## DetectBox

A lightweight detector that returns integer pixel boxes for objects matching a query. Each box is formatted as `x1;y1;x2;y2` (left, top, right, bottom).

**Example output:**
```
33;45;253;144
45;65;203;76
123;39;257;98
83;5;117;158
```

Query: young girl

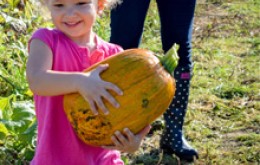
26;0;151;164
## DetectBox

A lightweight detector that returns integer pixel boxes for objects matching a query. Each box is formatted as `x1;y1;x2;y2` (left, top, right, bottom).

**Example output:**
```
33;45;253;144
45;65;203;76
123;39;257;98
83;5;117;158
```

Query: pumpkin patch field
0;0;259;164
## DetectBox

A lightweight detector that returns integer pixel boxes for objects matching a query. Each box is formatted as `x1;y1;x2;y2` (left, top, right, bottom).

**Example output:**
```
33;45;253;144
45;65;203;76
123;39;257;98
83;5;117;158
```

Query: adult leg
110;0;151;49
156;0;198;161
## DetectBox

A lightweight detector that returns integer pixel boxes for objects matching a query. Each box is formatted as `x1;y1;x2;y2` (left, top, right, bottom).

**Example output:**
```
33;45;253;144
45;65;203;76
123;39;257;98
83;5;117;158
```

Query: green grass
0;0;259;164
126;0;260;164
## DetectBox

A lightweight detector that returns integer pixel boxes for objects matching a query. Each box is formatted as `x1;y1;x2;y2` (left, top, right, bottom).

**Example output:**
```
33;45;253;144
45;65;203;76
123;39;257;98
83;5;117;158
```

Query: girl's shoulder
31;28;63;41
30;28;65;51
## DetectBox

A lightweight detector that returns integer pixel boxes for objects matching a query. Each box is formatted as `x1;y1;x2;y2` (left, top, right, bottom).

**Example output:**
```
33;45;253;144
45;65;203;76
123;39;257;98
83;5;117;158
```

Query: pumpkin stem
156;44;179;74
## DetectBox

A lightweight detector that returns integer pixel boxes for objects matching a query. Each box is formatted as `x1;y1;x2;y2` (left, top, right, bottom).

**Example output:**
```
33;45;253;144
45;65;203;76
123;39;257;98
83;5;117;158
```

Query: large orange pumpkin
63;45;179;146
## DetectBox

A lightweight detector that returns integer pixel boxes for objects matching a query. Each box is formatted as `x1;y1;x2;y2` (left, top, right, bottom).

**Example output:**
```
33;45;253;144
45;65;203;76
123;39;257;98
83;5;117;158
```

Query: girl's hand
76;64;123;115
102;125;151;153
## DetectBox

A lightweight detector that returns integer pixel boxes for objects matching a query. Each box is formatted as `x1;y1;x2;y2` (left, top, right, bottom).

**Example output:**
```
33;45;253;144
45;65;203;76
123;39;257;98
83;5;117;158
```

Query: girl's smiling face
46;0;99;43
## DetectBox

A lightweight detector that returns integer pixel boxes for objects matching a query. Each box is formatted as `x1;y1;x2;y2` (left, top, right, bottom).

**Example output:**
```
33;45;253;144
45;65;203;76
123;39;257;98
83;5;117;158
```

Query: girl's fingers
111;135;123;147
94;64;109;73
102;129;144;153
105;82;123;96
123;128;135;142
114;131;128;145
137;125;152;139
102;90;120;108
101;145;116;150
95;96;109;115
101;136;121;150
83;96;98;115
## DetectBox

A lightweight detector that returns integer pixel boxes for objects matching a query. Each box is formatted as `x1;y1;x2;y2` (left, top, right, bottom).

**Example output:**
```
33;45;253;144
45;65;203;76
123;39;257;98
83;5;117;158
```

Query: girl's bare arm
26;39;122;114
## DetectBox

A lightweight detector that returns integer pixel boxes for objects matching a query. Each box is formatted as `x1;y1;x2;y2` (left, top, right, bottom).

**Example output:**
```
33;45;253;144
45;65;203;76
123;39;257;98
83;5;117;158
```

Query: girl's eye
54;4;64;7
77;1;91;5
77;2;87;5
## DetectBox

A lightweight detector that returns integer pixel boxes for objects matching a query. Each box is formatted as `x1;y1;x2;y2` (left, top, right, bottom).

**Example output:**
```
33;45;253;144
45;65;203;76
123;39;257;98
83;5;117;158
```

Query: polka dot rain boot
160;66;199;162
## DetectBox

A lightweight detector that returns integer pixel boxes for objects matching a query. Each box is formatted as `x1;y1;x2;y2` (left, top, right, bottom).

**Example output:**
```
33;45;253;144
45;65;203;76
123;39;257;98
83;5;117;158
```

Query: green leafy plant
0;96;36;164
0;0;259;164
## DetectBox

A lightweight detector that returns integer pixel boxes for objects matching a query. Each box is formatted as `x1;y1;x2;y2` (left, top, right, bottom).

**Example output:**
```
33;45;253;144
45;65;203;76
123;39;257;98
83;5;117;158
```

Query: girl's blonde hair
40;0;121;9
38;0;121;19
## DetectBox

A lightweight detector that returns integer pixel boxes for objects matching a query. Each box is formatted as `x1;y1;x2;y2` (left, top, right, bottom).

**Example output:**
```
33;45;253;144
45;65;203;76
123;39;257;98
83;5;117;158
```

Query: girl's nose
65;7;77;18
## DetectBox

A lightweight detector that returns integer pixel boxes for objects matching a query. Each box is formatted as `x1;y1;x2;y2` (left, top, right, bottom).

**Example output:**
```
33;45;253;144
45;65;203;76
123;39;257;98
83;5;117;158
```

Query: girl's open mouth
64;21;82;28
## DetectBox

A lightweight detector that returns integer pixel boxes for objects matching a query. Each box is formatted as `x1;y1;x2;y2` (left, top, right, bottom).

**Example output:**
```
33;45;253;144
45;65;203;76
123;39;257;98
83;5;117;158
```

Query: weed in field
0;0;259;164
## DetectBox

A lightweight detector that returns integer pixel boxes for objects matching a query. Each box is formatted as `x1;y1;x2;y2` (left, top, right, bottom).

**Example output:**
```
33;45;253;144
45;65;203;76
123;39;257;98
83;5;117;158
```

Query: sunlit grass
0;0;259;164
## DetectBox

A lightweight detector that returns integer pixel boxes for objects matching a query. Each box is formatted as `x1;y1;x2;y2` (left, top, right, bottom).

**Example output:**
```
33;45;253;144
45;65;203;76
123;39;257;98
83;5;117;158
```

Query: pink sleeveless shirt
29;28;124;165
